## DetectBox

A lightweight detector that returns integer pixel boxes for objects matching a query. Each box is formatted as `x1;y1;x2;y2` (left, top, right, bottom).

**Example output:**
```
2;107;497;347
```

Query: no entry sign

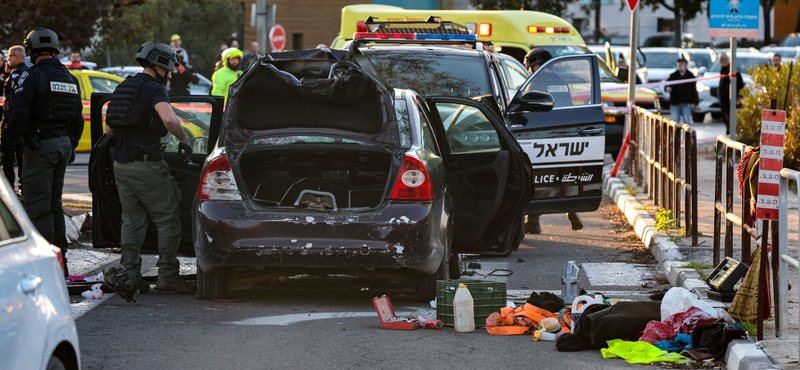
755;109;787;220
269;25;286;52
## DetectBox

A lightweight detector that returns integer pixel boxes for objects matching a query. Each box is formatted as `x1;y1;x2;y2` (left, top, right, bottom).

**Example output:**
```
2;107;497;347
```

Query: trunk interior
237;146;396;211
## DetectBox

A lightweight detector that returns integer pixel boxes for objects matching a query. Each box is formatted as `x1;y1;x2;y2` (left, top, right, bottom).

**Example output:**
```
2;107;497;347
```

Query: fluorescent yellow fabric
601;339;690;364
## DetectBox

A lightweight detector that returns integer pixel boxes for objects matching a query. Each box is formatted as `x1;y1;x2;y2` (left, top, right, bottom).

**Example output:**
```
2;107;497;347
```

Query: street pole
625;5;639;140
257;0;267;54
730;37;737;140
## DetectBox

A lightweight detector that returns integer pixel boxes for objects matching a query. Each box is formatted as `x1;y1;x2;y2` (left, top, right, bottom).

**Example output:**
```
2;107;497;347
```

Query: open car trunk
237;145;398;212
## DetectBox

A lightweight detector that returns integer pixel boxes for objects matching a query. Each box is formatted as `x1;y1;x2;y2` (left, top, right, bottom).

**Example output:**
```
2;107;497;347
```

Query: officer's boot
568;212;584;231
524;214;542;234
103;265;140;303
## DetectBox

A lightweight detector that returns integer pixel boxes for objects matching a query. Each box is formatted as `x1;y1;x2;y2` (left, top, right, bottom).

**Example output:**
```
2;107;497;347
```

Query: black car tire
417;245;449;303
692;112;706;123
46;356;66;370
197;262;226;299
449;253;462;279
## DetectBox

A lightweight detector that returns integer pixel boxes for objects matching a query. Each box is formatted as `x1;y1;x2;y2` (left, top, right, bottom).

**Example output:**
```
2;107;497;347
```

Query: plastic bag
81;283;104;299
661;287;718;321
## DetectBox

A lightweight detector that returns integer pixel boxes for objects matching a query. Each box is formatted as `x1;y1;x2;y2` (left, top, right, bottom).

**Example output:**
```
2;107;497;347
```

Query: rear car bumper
194;200;447;275
524;196;602;215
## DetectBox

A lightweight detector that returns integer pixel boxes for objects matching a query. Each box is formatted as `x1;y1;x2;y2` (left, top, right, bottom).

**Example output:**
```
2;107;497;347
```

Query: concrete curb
602;167;777;370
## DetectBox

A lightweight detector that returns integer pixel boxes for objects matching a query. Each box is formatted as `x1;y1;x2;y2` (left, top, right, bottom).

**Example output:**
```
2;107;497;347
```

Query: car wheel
449;253;462;279
692;112;706;123
417;245;449;303
197;262;227;300
46;356;66;370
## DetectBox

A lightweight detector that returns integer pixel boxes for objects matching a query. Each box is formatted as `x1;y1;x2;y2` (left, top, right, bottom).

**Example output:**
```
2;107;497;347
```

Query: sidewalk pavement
72;152;90;165
604;137;799;370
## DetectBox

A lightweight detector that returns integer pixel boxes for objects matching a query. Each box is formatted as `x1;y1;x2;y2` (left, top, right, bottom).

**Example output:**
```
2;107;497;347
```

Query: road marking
227;311;413;326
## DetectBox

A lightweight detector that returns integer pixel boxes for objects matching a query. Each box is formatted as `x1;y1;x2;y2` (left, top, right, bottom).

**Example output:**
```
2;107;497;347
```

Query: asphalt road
71;197;668;370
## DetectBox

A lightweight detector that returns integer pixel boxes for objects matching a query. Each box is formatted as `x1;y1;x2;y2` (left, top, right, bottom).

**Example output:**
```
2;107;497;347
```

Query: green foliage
94;0;242;78
656;209;679;233
677;261;714;274
0;0;131;50
740;320;757;337
737;62;800;170
468;0;579;18
634;206;652;210
623;185;638;196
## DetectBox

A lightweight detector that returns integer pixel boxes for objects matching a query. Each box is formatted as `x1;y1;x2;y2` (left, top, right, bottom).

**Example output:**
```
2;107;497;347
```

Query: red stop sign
269;25;286;52
627;0;639;11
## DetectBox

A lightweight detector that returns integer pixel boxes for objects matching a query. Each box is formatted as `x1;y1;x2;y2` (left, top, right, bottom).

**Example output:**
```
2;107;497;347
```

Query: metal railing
777;169;800;352
713;136;759;266
629;106;699;245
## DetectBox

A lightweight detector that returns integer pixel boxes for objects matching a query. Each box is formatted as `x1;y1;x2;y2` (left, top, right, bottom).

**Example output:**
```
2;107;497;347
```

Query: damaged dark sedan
90;49;534;301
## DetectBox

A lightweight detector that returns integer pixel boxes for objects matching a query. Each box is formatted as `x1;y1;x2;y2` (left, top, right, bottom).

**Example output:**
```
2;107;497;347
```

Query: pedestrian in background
67;51;87;69
6;28;84;276
171;34;189;66
241;41;259;66
212;48;242;103
718;53;743;135
169;50;198;96
665;57;698;124
227;32;238;48
522;48;583;234
772;54;782;68
102;41;195;302
1;45;29;194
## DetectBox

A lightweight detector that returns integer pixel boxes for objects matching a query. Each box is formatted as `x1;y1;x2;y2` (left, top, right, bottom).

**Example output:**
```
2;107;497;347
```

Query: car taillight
478;23;492;36
196;156;241;200
50;245;65;273
391;156;433;200
356;21;367;33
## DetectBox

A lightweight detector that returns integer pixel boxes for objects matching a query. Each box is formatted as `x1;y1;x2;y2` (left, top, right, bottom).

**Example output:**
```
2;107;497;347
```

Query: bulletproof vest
33;63;81;126
106;75;165;135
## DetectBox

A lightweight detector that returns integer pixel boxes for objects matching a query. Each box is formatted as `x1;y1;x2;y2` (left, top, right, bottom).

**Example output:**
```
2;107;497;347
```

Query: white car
694;51;770;122
639;47;698;110
0;176;80;370
98;65;212;95
759;46;800;61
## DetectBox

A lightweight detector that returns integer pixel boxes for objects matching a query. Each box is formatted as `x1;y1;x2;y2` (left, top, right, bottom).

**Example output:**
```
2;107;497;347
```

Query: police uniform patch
50;81;79;94
547;85;569;93
17;71;28;86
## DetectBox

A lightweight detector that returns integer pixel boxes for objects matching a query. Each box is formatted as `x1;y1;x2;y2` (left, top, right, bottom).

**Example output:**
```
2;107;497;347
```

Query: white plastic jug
570;294;607;332
453;284;475;333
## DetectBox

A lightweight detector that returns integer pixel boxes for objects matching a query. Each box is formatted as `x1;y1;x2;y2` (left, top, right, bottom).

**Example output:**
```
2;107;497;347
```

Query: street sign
755;109;786;220
269;25;286;52
709;0;759;38
626;0;639;11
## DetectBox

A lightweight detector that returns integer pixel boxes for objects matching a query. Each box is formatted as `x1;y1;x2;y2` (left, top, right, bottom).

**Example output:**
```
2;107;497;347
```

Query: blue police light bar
415;34;477;40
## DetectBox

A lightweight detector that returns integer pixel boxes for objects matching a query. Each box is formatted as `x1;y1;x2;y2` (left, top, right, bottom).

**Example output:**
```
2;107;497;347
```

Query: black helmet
23;27;63;55
135;41;179;71
524;48;553;70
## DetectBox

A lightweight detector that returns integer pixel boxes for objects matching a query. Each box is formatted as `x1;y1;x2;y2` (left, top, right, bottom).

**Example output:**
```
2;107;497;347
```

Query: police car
348;19;606;219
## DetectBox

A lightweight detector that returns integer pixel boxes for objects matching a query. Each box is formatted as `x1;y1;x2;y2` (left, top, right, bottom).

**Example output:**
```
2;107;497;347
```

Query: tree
95;0;242;78
634;0;706;47
0;0;134;50
469;0;579;18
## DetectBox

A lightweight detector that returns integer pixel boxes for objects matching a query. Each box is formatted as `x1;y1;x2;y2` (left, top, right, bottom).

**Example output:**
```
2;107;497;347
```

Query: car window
89;76;121;94
709;56;772;73
394;99;412;149
687;52;713;68
0;198;23;244
366;52;491;97
162;102;212;154
416;104;440;156
784;37;800;47
641;52;681;68
433;102;500;154
501;58;529;92
522;58;594;108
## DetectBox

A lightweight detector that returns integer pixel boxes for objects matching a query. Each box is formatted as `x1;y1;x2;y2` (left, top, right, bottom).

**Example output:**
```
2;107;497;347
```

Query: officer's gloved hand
178;139;193;163
68;149;76;164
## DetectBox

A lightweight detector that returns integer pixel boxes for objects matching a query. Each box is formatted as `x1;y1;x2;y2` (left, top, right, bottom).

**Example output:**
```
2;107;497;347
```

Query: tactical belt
132;153;163;162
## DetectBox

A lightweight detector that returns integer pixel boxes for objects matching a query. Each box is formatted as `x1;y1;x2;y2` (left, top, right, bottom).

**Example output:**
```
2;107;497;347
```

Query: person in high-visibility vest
211;48;242;103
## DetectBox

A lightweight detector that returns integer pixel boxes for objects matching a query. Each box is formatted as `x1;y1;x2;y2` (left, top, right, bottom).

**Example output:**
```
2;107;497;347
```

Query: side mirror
511;90;554;113
698;66;707;75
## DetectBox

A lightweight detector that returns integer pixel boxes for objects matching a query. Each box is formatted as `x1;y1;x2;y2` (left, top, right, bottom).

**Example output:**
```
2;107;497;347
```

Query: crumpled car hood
221;49;400;148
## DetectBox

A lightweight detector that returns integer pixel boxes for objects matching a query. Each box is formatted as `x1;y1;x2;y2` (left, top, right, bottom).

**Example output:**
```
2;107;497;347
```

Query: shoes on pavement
103;265;139;303
524;220;542;234
568;212;584;231
138;280;150;295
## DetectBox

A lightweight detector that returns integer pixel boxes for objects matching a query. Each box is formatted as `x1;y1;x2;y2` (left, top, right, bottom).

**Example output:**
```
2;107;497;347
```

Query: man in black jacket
718;53;743;135
169;50;198;96
1;46;29;193
666;57;699;124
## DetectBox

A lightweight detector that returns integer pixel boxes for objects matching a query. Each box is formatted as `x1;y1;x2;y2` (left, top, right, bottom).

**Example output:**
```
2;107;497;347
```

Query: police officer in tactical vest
1;45;30;194
5;28;83;276
102;41;195;302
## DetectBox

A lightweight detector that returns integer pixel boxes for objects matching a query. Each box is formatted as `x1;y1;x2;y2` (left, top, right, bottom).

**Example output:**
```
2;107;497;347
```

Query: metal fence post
713;139;723;266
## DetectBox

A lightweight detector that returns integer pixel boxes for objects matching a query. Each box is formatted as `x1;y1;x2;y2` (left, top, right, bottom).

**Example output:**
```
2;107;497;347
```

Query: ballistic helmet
524;48;553;70
24;27;63;55
135;41;179;71
221;48;243;65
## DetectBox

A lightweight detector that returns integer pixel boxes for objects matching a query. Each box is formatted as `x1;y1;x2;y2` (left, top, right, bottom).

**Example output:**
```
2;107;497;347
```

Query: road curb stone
602;168;778;370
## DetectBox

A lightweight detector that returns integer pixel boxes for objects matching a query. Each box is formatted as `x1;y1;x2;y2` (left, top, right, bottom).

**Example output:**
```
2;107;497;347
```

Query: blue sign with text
709;0;759;38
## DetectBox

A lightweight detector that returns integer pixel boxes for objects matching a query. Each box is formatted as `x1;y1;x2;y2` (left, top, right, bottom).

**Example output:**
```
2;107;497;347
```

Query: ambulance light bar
353;32;478;41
